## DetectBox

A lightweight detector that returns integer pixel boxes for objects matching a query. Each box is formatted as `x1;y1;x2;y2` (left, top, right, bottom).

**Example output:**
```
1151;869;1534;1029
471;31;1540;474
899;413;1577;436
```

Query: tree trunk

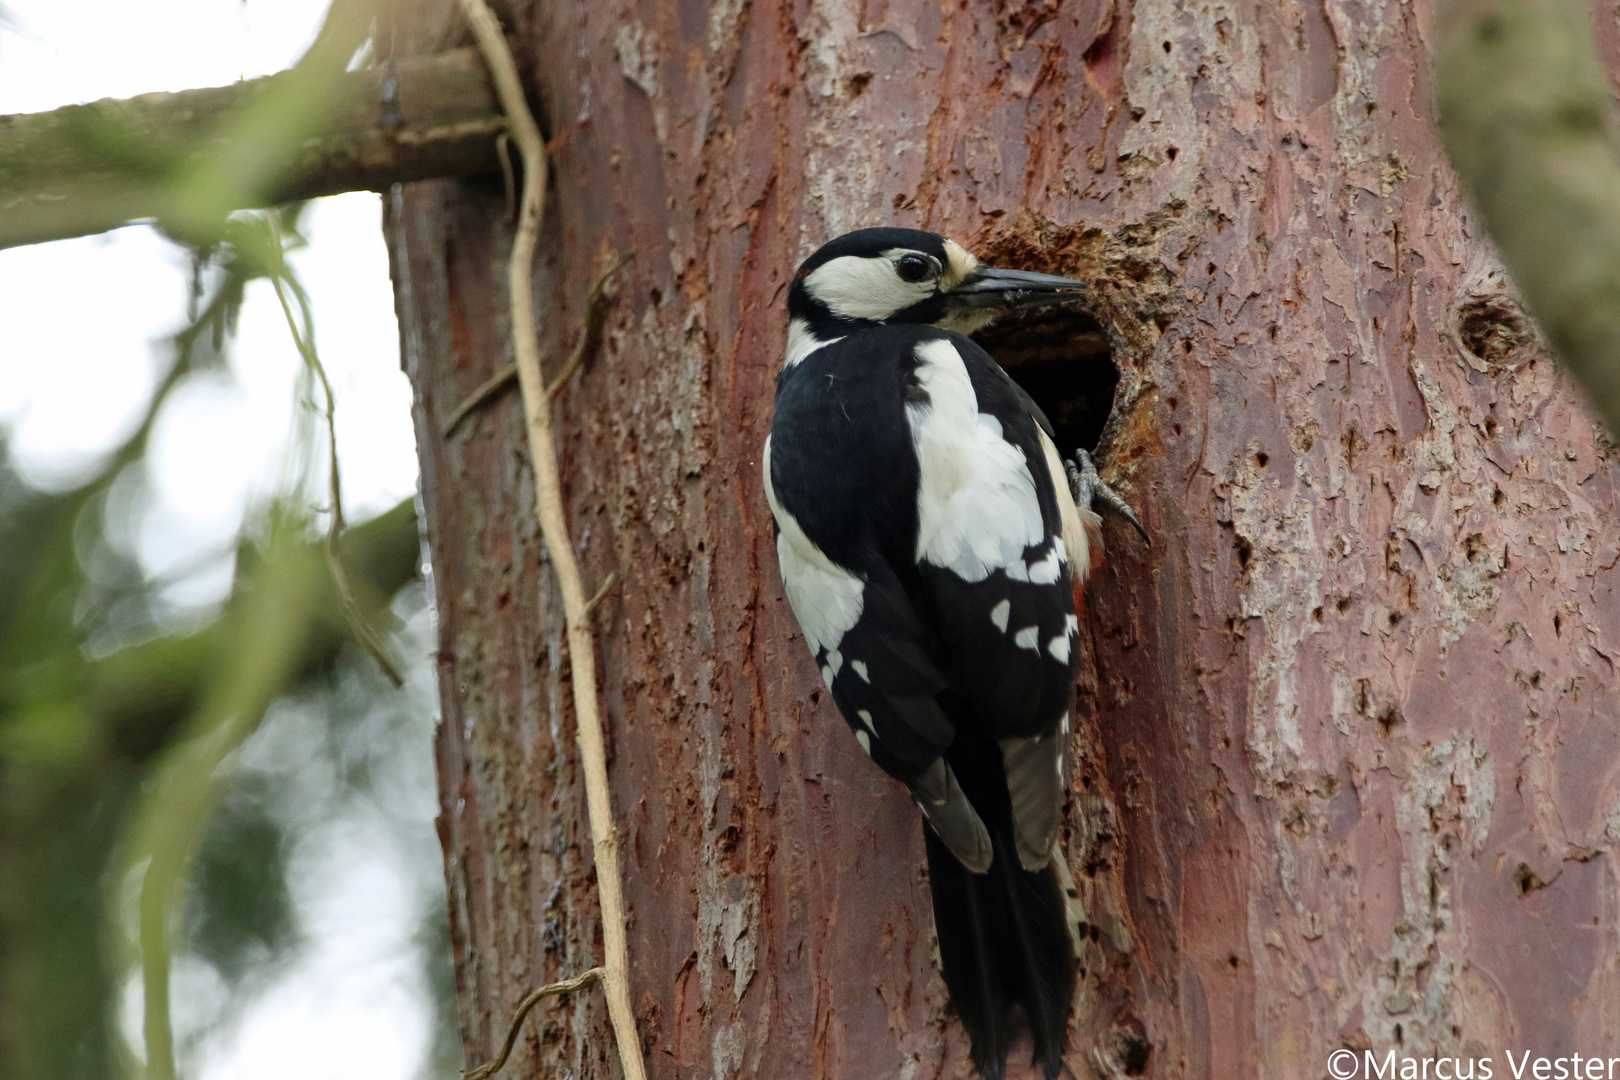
386;0;1620;1075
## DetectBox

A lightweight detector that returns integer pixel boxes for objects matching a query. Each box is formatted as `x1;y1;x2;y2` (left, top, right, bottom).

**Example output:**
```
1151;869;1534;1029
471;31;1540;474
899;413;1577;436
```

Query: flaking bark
389;0;1620;1076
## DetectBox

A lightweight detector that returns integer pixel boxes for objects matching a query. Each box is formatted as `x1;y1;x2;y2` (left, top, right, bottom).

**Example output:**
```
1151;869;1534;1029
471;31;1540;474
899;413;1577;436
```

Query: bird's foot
1065;449;1150;546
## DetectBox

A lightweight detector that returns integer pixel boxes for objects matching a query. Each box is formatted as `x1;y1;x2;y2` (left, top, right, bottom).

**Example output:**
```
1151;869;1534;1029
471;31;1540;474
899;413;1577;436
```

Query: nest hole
972;306;1119;457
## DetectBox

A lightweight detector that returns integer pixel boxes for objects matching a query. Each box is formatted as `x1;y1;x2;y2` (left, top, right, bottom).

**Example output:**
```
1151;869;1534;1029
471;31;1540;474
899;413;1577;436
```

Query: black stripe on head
793;228;950;278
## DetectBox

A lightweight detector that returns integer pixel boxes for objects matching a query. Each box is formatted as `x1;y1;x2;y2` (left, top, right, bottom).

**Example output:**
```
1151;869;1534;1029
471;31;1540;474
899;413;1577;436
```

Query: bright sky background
0;3;441;1078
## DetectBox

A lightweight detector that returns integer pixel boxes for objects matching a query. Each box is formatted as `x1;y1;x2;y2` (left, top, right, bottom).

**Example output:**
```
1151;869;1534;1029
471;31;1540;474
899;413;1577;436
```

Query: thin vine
455;4;649;1080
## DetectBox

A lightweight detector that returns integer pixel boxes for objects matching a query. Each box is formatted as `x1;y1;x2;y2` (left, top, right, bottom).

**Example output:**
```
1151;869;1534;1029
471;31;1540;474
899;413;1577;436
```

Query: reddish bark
386;0;1620;1076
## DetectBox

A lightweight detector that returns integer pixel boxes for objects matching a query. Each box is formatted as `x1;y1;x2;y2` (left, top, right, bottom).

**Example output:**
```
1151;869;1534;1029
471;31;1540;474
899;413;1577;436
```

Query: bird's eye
896;253;934;283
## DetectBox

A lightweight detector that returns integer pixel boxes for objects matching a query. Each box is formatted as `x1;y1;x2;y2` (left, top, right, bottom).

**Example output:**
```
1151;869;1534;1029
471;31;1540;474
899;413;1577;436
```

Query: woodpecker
763;227;1145;1080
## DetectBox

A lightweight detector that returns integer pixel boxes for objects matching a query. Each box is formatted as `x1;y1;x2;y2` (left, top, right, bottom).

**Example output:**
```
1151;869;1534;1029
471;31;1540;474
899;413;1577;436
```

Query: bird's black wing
767;328;994;869
767;326;1081;1080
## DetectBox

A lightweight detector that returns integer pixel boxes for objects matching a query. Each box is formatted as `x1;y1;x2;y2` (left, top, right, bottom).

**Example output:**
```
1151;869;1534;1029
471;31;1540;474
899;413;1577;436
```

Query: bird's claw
1065;449;1150;546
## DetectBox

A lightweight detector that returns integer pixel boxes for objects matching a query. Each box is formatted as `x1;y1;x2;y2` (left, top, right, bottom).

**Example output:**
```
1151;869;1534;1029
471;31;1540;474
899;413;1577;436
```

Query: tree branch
456;4;648;1080
0;47;504;250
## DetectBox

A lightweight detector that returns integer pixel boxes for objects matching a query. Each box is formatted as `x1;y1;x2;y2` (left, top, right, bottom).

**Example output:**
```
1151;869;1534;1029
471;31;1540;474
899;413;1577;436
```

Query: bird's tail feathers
926;827;1076;1080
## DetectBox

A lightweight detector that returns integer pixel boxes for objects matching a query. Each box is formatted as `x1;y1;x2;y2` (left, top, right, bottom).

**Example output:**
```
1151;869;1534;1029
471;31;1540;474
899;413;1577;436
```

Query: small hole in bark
1514;862;1548;894
1206;262;1217;276
1388;611;1403;628
1173;423;1182;436
845;71;873;95
1311;606;1323;623
1166;145;1179;160
1554;612;1563;637
1161;40;1172;52
1130;106;1145;121
1337;596;1353;613
1118;1030;1153;1075
1255;451;1269;468
1493;486;1506;507
650;287;663;306
1460;295;1537;364
1234;536;1253;571
1227;954;1240;969
1377;706;1403;735
1483;414;1499;437
975;305;1118;457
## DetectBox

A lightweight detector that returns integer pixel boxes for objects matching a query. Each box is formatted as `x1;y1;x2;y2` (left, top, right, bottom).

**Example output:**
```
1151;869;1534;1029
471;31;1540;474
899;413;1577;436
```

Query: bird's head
784;227;1088;363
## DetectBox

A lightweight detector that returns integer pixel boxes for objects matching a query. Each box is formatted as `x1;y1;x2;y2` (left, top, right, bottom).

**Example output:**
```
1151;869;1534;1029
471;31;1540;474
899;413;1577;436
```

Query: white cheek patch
907;339;1045;582
764;438;865;656
803;254;935;321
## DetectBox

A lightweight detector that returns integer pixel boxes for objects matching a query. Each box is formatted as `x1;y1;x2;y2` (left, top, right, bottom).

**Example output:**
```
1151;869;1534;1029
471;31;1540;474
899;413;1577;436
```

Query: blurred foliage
1436;0;1620;432
0;209;453;1080
0;5;470;1079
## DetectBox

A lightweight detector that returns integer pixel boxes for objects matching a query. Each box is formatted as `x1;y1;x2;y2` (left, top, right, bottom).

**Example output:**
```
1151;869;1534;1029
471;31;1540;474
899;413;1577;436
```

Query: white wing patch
1004;536;1067;584
1049;612;1079;663
1014;626;1040;651
907;339;1045;582
820;649;844;687
763;437;865;656
989;599;1011;632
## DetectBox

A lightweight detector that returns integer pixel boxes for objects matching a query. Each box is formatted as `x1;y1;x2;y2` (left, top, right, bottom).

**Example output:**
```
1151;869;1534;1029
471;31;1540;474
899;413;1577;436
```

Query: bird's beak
945;266;1089;315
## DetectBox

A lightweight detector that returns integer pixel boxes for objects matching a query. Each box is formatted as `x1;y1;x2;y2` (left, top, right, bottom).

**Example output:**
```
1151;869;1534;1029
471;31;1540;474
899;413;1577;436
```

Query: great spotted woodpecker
763;228;1145;1080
